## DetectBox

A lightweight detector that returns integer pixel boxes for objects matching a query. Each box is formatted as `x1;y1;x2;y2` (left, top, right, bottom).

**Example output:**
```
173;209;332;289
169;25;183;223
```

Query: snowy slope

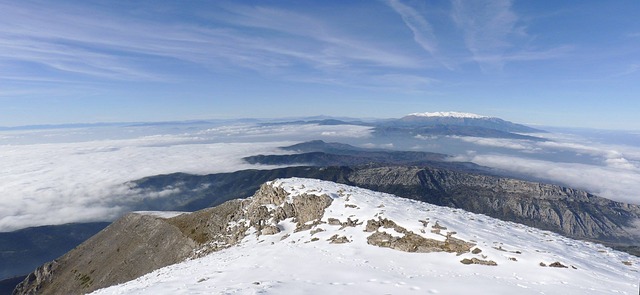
92;178;639;295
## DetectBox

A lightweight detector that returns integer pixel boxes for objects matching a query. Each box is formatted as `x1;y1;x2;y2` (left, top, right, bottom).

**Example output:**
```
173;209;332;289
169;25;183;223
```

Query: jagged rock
460;258;498;266
12;261;59;295
327;235;350;244
261;225;280;235
366;226;474;254
472;248;483;254
548;262;568;268
432;221;447;230
310;228;325;235
364;218;408;234
328;218;342;226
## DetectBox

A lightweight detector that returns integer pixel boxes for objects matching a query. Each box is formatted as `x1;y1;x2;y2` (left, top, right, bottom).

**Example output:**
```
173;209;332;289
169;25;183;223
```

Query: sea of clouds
0;123;372;232
446;131;640;204
2;121;640;232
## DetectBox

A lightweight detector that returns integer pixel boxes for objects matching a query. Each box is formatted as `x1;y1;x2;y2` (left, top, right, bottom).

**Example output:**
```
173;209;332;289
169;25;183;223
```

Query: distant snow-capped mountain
387;111;543;134
84;178;637;295
407;111;490;119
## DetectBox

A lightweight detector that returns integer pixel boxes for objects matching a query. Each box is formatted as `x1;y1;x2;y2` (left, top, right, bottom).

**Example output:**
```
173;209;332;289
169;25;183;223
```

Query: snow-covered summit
92;178;639;295
407;111;490;119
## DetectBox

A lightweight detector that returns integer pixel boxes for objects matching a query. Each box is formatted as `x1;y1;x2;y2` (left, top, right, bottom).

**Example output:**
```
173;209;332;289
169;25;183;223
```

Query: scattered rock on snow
460;258;498;266
548;262;568;268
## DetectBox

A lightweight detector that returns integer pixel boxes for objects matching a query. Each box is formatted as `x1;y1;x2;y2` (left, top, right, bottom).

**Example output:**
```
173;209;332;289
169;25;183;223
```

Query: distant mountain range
262;111;545;140
393;112;543;133
1;111;544;140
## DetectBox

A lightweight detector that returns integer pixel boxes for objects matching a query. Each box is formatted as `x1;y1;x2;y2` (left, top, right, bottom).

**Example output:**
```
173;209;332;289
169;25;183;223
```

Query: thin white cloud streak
217;4;422;70
0;123;373;232
0;1;424;87
450;136;541;152
449;0;568;70
385;1;438;56
450;134;640;171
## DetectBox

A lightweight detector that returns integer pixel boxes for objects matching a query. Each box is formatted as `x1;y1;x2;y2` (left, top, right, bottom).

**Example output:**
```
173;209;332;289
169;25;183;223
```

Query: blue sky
1;0;639;129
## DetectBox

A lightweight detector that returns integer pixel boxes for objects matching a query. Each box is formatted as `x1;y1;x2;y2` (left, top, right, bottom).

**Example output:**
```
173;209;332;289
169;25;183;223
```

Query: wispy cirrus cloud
384;1;438;56
213;3;425;71
0;1;426;90
450;0;567;71
450;0;521;70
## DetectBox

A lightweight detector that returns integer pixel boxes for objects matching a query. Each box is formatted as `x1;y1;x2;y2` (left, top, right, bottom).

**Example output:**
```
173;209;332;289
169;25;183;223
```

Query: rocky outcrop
13;182;334;295
126;164;640;255
244;183;332;233
460;258;497;266
365;218;474;254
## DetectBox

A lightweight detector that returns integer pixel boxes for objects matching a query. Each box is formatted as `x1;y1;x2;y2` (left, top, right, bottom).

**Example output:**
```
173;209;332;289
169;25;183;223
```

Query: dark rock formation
460;258;498;266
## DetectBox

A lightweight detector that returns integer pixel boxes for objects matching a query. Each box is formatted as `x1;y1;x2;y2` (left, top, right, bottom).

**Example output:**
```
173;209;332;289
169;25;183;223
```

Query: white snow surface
408;111;490;119
131;211;188;219
92;178;639;295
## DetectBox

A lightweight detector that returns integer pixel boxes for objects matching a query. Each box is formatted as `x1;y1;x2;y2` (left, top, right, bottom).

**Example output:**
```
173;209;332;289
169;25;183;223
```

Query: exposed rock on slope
13;183;336;295
13;213;196;295
348;166;640;245
131;163;640;254
16;178;640;295
90;178;639;294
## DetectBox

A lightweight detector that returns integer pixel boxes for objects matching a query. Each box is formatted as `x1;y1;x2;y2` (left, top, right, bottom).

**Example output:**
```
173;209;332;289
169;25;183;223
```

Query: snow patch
131;211;187;219
407;111;490;119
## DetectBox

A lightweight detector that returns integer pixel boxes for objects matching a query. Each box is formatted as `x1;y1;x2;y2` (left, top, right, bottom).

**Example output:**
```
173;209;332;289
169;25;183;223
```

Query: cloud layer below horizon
0;123;372;232
447;132;640;204
2;121;640;232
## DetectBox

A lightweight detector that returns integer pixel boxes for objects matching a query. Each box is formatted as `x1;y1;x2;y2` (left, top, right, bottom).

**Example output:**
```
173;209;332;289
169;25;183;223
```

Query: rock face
127;163;640;255
364;218;474;254
13;183;335;295
348;166;640;246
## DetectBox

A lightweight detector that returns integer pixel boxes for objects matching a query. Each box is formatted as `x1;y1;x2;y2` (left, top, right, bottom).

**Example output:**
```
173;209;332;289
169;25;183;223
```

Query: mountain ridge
15;178;640;294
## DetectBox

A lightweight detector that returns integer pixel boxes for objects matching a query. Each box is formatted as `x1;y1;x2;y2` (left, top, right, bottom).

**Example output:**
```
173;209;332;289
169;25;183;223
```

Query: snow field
92;178;640;294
